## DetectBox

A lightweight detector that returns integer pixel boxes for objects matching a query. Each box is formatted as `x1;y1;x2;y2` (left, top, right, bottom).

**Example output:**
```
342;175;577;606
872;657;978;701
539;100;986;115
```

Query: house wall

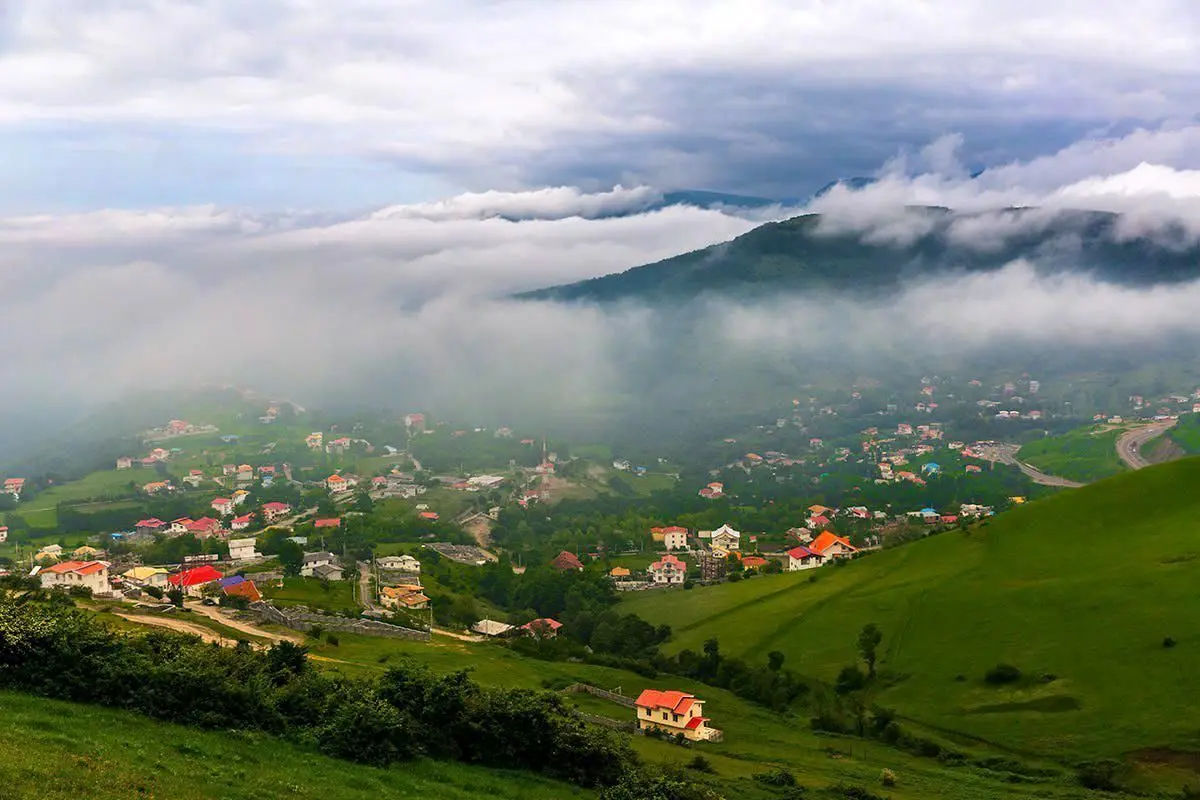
788;556;822;571
664;532;687;550
40;567;109;595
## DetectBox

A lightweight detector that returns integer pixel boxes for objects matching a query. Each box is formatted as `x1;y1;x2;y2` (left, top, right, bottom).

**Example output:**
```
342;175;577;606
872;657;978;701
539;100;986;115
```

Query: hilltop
522;207;1200;303
620;458;1200;784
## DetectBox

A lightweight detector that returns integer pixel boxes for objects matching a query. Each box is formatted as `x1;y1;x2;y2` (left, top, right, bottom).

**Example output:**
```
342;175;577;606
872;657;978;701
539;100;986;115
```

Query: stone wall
249;602;430;641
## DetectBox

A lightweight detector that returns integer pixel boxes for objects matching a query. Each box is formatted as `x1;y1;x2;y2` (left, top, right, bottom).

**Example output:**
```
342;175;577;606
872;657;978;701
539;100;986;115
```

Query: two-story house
635;690;720;741
648;554;687;585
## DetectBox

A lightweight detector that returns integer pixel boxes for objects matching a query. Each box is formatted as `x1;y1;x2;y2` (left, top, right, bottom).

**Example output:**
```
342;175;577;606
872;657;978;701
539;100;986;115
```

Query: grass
1017;424;1127;482
619;458;1200;781
262;577;360;614
8;469;150;529
0;690;582;800
1168;413;1200;454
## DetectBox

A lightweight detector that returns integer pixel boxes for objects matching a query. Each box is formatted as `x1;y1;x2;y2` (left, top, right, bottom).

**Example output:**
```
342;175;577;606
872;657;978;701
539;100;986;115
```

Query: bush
753;767;798;787
835;665;866;694
686;755;714;774
67;585;93;598
1163;636;1177;648
325;633;340;647
984;664;1021;685
827;784;885;800
143;586;164;600
879;768;897;787
1075;759;1122;791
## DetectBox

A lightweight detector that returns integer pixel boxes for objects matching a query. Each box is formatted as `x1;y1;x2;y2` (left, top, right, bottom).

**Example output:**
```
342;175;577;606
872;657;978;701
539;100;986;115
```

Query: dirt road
186;603;305;644
113;612;231;646
1116;420;1177;470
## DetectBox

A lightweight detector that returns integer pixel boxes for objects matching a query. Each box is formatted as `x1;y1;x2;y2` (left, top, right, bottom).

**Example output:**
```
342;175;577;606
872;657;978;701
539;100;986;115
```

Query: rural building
809;531;858;559
609;566;631;579
472;619;514;637
521;618;563;638
312;564;344;581
262;502;292;521
786;546;824;571
122;566;169;588
551;551;584;571
231;514;253;531
219;575;262;603
38;561;110;595
169;565;224;597
300;552;340;578
661;526;688;551
634;690;720;742
228;537;258;561
314;518;341;529
0;526;7;543
211;497;234;515
648;554;686;585
708;524;741;552
379;584;430;610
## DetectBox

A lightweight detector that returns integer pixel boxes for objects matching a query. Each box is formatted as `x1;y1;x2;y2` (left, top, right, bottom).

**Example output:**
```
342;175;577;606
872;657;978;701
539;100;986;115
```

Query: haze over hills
523;207;1200;303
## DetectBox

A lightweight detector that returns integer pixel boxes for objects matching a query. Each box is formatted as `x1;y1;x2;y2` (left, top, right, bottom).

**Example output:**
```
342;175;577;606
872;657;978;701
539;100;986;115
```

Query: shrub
984;663;1022;685
325;633;340;647
827;783;885;800
1163;636;1177;648
67;585;93;598
1075;759;1122;791
144;586;164;600
753;768;798;787
835;665;867;694
879;768;897;787
686;755;714;773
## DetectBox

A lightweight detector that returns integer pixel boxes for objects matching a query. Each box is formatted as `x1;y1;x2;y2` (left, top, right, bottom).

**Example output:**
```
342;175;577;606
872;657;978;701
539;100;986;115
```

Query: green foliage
0;593;637;789
1017;425;1126;482
983;664;1021;686
856;623;882;678
277;540;304;577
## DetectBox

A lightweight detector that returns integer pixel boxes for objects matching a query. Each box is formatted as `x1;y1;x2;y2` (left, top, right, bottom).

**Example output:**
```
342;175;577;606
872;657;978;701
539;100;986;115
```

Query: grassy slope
262;577;361;613
0;690;578;800
1016;424;1127;482
1168;413;1200;453
620;458;1200;768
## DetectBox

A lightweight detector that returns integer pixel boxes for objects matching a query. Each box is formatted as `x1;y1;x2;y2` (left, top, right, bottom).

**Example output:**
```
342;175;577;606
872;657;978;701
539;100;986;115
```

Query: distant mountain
521;207;1200;303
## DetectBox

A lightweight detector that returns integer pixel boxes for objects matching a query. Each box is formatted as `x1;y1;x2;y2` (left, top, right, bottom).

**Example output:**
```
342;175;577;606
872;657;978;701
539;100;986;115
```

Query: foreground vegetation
0;690;579;800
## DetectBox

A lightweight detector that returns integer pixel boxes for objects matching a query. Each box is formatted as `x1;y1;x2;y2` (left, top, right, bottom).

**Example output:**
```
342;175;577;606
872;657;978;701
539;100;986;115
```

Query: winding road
1115;420;1177;470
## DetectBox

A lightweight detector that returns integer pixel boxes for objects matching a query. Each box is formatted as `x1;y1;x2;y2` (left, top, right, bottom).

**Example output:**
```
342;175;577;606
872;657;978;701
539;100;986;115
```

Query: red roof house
551;551;583;571
168;565;223;593
809;531;857;559
314;518;342;528
634;689;718;741
521;618;564;637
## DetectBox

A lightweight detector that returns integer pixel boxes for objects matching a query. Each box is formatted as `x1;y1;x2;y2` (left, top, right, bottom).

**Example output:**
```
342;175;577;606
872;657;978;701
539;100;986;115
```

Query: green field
1168;413;1200;454
5;469;150;529
1017;424;1128;482
620;458;1200;785
262;577;360;613
0;690;579;800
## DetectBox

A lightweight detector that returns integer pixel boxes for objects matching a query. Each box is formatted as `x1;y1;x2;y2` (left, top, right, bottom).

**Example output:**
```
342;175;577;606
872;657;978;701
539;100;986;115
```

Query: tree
858;622;883;678
278;539;304;577
767;651;785;672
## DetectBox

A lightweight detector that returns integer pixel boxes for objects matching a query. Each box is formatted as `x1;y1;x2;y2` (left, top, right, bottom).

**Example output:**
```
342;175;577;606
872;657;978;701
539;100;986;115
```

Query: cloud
4;2;1200;202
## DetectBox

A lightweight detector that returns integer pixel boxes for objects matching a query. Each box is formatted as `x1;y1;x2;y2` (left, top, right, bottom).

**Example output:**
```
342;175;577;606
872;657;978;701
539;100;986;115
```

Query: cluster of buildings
3;477;25;499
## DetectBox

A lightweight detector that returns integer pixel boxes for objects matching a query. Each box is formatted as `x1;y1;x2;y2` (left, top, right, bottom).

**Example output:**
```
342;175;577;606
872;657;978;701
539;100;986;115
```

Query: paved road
356;561;376;610
1116;420;1177;470
1013;460;1086;488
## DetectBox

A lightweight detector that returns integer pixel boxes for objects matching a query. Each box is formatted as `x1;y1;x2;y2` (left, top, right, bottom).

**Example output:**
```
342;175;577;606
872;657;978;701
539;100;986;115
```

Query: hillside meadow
621;458;1200;776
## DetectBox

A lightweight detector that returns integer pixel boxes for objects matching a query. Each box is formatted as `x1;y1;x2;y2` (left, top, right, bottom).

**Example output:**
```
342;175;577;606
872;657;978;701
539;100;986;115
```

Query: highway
1116;419;1177;470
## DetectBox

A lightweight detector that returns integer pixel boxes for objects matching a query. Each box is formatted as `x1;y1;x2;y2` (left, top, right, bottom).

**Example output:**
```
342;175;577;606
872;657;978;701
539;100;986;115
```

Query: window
662;712;668;720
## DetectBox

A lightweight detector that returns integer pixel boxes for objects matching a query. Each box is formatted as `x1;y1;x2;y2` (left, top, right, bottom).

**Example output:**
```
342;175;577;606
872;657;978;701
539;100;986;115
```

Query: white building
662;526;688;551
300;552;339;577
38;561;111;595
708;524;741;552
228;538;259;561
378;554;421;573
648;554;687;585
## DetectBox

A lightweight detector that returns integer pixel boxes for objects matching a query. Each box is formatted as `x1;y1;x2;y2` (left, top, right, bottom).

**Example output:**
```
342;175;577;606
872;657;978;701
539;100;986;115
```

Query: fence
248;602;431;641
562;683;636;707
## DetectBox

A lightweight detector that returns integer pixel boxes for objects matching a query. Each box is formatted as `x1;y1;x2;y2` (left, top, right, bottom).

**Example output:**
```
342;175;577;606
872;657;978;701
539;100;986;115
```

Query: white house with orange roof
634;690;720;741
37;561;111;595
325;474;351;492
809;531;858;560
648;554;687;585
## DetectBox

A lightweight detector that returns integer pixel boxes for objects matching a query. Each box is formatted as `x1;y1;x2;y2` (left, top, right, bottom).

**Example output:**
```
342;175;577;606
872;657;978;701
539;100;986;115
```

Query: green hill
1016;423;1129;482
0;690;575;800
522;208;1200;303
620;458;1200;775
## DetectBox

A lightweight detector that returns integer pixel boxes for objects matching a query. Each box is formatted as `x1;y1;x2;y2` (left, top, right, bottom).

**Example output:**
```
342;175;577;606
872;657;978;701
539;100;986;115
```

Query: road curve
1116;420;1177;470
1012;460;1086;488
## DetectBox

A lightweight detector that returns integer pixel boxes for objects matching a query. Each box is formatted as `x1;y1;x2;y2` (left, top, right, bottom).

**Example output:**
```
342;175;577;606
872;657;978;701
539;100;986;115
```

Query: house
72;545;102;559
169;517;193;535
404;413;426;432
122;566;169;588
918;507;940;524
787;527;814;543
38;561;111;595
220;575;262;603
634;690;719;742
809;531;858;559
698;482;724;499
222;464;237;476
609;566;631;579
648;554;686;585
965;464;983;474
418;511;439;521
262;501;291;521
116;457;133;470
521;618;563;638
232;489;250;505
228;537;258;560
708;524;741;552
378;555;421;573
379;584;430;610
36;544;63;559
921;462;941;476
306;432;324;449
211;497;234;516
168;564;224;596
0;526;7;543
787;545;824;571
186;517;221;537
300;552;339;577
472;619;514;637
143;481;170;495
231;513;253;531
741;555;768;570
551;551;584;571
807;514;830;529
314;518;341;529
312;564;344;580
325;474;350;493
661;526;688;551
135;518;167;534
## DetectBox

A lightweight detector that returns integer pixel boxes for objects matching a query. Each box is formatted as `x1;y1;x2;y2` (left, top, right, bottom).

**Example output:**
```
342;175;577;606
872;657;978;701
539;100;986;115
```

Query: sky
4;1;1200;210
7;2;1200;447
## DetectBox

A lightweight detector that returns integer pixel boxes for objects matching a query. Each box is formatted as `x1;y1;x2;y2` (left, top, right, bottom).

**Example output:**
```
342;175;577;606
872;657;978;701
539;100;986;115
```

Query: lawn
619;458;1200;775
8;469;149;529
261;577;360;613
1017;424;1127;482
0;690;581;800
